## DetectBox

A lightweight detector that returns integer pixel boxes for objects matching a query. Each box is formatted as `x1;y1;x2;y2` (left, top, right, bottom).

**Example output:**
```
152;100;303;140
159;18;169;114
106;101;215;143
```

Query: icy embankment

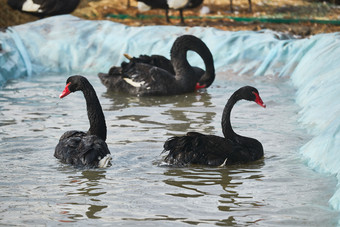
1;15;340;210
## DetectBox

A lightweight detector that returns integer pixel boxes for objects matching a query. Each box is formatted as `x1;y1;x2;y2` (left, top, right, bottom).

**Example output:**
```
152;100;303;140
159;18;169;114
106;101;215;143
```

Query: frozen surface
1;15;340;211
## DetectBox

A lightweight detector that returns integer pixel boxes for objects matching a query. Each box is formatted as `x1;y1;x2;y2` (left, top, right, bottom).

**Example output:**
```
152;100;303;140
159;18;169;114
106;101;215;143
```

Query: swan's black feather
98;35;215;96
124;54;175;75
136;0;203;23
7;0;80;17
162;86;265;167
163;132;232;166
55;132;110;168
54;76;111;168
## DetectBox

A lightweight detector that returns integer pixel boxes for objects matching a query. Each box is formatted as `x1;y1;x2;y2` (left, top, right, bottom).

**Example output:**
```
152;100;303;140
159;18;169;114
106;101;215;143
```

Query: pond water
0;72;338;226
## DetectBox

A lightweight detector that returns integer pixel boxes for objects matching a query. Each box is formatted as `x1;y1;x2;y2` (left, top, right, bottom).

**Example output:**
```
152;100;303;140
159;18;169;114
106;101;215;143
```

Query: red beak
59;82;71;98
253;92;266;108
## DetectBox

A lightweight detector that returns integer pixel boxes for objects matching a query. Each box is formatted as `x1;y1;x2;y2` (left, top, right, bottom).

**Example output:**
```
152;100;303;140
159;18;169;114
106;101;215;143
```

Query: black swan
137;0;170;22
168;0;204;24
136;0;203;24
7;0;80;17
230;0;252;13
162;86;266;166
98;34;215;96
54;75;111;168
121;53;206;87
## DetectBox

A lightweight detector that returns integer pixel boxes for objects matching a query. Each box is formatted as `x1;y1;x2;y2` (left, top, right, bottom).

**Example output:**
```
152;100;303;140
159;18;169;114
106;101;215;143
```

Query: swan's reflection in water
57;169;108;222
103;88;213;110
104;91;216;142
104;89;213;111
161;161;265;225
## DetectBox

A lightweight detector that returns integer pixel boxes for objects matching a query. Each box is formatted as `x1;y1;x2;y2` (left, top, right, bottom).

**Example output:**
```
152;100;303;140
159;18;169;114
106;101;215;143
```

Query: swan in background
121;53;207;88
7;0;80;17
136;0;203;24
98;35;215;96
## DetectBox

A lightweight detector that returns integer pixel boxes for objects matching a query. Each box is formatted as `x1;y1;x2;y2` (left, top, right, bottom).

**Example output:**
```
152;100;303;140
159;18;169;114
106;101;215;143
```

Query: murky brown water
0;72;338;226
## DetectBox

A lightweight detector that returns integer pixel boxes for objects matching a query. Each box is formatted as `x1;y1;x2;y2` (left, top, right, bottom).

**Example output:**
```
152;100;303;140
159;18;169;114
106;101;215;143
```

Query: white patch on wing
167;0;188;9
123;78;145;88
137;2;151;12
98;154;111;168
218;158;228;167
22;0;41;12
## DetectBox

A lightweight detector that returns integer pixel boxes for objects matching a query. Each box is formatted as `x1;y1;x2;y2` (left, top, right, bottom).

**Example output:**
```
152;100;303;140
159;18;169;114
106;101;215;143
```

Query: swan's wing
77;135;111;167
98;54;206;94
163;132;232;166
54;131;86;164
98;61;174;95
55;132;111;167
128;55;205;82
122;63;176;94
58;130;86;142
129;54;175;74
98;66;125;91
227;138;264;163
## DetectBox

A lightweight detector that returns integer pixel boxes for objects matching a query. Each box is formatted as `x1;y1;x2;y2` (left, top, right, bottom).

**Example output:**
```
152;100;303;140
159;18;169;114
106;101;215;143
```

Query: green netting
106;13;340;25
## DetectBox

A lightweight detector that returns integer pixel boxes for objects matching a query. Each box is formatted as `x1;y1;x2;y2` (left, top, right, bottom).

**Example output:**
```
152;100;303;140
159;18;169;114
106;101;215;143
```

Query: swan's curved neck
221;92;240;140
195;45;215;88
82;82;107;141
171;40;194;82
170;36;215;87
221;87;264;160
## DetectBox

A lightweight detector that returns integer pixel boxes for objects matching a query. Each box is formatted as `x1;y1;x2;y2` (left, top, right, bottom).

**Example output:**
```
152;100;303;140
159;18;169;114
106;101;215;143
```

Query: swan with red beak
55;76;111;168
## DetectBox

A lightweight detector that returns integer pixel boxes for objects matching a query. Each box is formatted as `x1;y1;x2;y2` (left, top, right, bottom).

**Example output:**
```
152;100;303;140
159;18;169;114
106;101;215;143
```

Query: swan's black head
60;75;88;98
238;86;266;108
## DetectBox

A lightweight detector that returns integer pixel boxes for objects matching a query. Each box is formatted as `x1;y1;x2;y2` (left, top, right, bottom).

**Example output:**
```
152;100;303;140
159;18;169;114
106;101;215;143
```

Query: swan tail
218;158;228;167
98;154;112;168
124;53;133;60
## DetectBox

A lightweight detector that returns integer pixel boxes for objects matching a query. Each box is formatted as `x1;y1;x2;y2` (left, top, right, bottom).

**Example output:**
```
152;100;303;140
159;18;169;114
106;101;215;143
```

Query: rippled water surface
0;73;338;226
